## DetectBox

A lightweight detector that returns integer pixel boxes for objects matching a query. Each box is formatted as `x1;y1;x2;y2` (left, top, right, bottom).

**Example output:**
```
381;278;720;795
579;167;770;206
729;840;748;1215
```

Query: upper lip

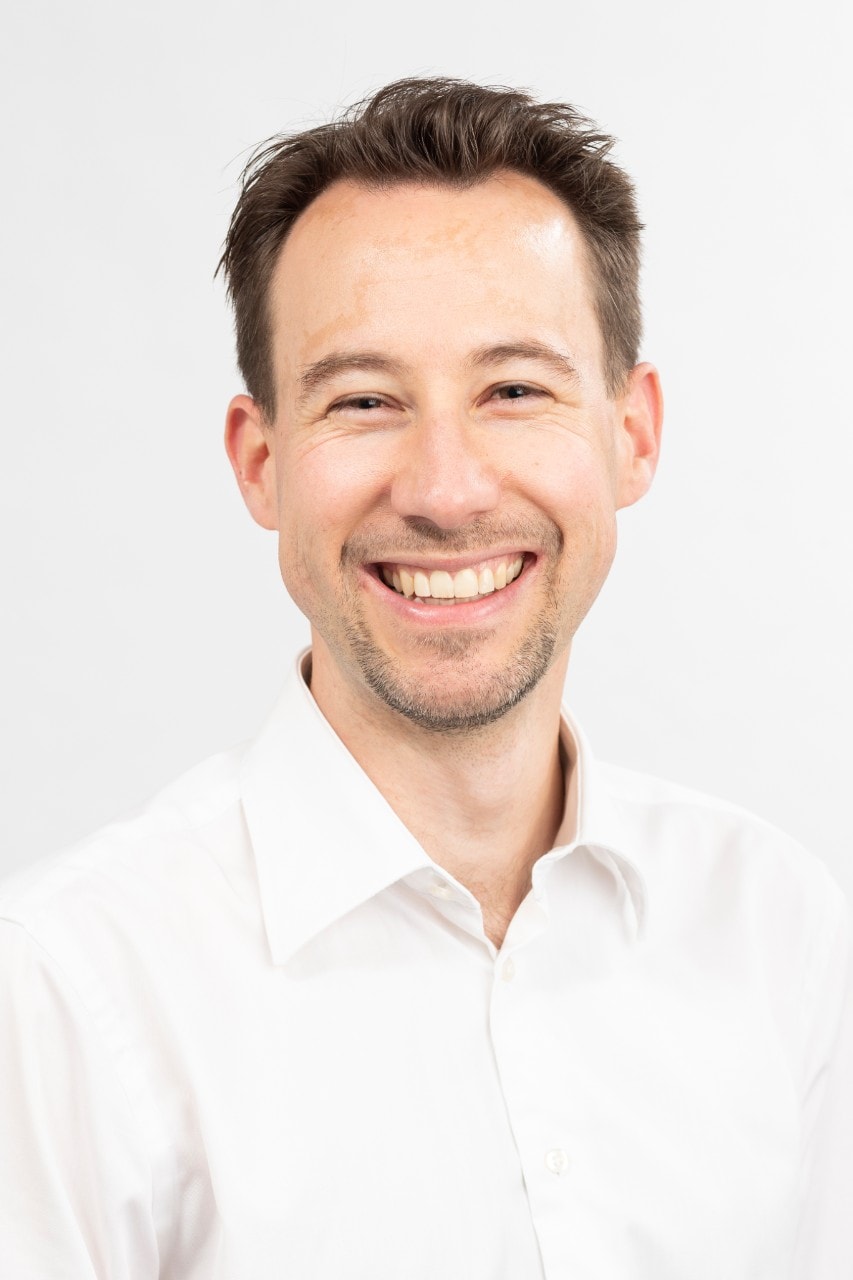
370;549;532;573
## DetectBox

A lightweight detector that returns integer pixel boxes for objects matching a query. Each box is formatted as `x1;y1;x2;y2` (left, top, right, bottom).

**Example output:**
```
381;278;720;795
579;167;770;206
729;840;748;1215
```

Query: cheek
532;443;617;530
274;444;381;600
532;457;619;586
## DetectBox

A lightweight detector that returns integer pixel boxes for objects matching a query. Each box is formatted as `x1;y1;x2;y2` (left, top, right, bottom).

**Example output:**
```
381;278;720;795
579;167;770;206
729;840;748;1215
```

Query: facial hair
337;516;565;734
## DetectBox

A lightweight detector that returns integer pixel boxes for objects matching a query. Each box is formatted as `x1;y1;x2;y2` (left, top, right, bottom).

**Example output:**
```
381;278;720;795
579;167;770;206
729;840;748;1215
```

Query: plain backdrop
2;0;851;909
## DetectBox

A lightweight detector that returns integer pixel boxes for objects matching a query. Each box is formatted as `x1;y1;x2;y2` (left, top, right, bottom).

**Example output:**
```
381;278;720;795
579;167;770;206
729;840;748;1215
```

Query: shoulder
0;743;252;957
598;760;847;946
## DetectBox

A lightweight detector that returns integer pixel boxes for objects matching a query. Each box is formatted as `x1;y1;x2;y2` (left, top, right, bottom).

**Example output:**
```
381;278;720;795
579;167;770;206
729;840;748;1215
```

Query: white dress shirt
1;650;849;1279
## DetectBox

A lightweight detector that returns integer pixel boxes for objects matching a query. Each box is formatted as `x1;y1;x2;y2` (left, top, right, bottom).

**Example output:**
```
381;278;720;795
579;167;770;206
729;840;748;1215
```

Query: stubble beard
333;518;566;734
347;612;561;733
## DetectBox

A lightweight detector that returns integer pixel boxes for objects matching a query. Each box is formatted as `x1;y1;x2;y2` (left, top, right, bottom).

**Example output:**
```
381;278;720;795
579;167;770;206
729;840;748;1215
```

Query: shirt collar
555;706;648;939
240;650;648;965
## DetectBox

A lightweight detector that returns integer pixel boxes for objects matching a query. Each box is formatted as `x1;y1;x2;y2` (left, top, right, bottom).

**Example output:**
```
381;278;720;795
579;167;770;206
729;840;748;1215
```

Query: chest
148;916;800;1279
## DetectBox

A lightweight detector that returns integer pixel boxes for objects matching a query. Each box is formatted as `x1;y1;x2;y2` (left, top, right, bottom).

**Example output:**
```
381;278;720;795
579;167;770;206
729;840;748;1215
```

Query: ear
224;395;279;531
614;363;664;510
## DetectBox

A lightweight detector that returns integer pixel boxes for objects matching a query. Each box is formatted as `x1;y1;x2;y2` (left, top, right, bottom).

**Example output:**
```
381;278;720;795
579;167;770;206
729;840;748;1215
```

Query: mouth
374;552;529;606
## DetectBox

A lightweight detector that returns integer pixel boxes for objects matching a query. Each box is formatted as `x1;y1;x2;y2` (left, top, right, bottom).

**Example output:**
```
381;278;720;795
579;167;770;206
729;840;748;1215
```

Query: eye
490;383;545;401
331;394;388;412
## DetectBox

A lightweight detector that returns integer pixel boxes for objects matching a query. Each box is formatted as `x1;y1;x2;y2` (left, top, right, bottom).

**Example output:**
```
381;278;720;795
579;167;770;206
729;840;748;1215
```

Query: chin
349;623;559;734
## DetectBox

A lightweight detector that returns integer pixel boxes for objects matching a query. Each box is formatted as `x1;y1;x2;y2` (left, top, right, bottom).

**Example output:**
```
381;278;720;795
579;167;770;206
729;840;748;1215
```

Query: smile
378;554;526;605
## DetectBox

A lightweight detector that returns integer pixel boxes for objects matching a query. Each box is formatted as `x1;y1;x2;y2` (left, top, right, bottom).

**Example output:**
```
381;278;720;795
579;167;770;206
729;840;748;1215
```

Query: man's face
233;173;659;731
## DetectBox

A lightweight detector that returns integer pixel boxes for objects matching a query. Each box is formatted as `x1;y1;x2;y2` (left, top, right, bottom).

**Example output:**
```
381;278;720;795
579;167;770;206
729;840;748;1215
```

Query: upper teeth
381;555;525;601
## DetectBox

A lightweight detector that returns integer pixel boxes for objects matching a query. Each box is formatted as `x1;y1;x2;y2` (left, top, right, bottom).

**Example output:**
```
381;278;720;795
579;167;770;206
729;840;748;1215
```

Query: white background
2;0;851;902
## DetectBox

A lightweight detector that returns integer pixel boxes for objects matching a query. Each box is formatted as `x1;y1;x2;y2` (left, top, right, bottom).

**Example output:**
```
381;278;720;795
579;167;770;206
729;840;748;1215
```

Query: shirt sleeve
0;918;159;1279
791;888;853;1279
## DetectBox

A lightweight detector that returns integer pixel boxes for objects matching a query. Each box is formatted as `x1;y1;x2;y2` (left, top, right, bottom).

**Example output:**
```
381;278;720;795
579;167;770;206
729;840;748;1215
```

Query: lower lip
360;560;535;626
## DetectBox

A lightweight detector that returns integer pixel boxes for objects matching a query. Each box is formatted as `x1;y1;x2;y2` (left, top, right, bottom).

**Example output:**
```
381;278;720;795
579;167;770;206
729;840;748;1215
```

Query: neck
308;643;570;947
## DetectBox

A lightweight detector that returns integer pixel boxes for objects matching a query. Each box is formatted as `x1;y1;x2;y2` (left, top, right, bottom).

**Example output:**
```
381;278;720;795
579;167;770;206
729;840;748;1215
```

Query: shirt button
500;957;516;982
544;1148;570;1176
429;877;454;900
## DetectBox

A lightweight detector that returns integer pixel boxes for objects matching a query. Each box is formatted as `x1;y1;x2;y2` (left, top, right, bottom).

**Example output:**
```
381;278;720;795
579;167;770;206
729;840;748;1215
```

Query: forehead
268;172;600;373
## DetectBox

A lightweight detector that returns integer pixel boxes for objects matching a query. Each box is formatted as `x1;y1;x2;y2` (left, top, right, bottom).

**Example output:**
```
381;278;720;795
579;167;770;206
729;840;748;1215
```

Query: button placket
487;932;583;1277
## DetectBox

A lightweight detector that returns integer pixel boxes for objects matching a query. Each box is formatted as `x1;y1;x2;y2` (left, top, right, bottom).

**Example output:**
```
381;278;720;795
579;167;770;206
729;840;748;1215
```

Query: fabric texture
0;650;849;1278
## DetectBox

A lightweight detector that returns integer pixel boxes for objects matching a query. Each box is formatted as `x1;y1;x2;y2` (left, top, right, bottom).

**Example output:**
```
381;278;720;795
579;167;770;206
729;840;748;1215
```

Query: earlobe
224;395;280;531
615;363;664;510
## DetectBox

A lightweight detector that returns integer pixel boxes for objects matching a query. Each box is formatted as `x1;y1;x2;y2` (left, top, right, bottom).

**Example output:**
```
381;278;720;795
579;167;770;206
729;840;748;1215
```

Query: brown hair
218;77;643;416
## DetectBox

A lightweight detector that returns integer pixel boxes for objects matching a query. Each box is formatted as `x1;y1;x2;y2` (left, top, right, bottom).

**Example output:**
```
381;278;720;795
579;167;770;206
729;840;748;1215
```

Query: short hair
218;77;643;417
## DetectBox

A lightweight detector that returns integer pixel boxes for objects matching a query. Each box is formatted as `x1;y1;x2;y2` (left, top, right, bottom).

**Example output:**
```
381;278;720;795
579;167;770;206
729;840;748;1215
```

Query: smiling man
223;163;661;947
0;79;849;1278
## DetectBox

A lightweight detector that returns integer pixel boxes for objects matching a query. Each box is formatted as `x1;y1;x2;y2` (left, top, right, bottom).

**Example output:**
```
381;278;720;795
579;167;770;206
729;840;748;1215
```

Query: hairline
260;170;624;420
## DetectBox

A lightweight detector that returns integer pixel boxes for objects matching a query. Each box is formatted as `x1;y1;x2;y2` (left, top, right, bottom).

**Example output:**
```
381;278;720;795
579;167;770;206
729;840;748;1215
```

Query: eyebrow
467;341;580;384
297;352;407;404
295;339;580;403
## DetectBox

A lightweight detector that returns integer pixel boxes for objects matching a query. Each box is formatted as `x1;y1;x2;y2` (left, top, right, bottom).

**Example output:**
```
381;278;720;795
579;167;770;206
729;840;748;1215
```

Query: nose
389;414;501;530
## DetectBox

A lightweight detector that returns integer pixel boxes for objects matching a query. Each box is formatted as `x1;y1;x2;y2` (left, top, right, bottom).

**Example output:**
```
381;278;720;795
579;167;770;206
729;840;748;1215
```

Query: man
0;78;848;1278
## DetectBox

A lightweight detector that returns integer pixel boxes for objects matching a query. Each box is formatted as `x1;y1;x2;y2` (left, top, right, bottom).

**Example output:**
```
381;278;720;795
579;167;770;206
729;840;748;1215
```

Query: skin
226;172;663;947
